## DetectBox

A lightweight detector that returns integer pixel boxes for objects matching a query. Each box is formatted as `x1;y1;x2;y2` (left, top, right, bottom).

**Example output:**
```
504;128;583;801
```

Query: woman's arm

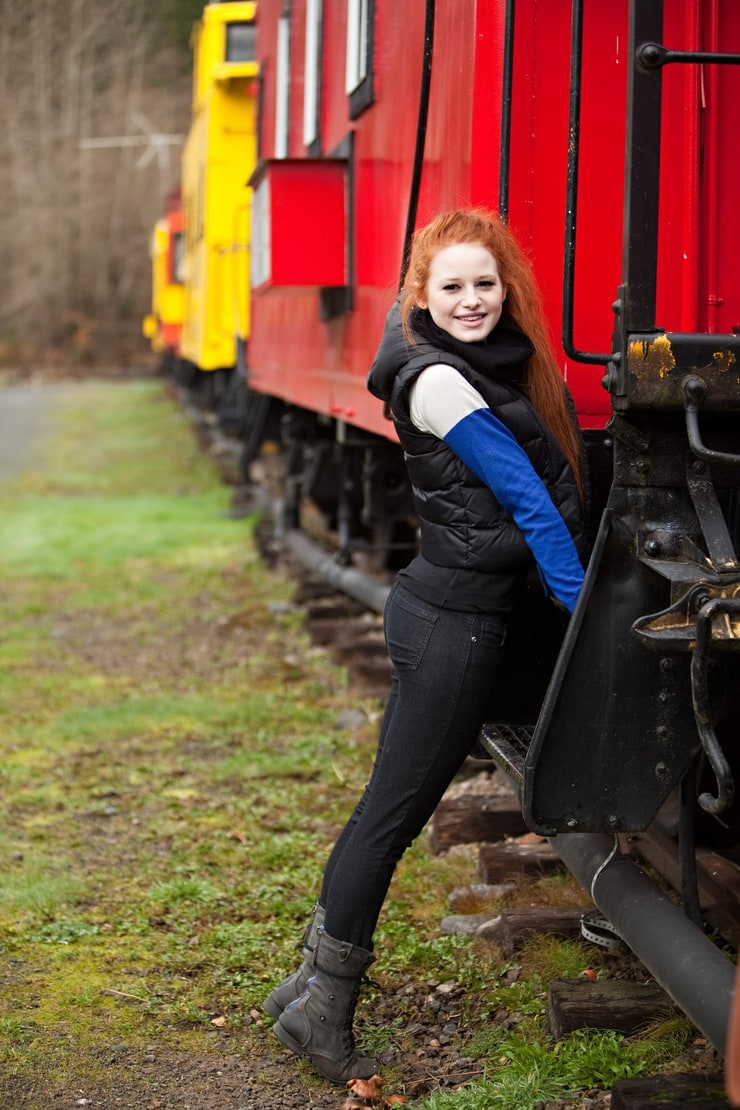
411;363;584;612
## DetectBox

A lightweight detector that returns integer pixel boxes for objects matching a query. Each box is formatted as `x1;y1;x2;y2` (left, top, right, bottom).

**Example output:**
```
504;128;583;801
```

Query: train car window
303;0;323;151
225;21;256;63
345;0;375;118
275;15;290;157
250;177;270;289
173;233;185;285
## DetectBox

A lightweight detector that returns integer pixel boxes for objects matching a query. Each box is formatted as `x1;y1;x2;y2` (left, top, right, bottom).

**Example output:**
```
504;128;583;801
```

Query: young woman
264;208;588;1084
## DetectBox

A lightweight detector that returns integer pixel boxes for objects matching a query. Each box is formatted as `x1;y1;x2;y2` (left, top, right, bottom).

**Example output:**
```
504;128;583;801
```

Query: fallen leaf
210;1015;226;1027
347;1074;383;1099
340;1100;367;1110
581;968;597;981
380;1096;409;1106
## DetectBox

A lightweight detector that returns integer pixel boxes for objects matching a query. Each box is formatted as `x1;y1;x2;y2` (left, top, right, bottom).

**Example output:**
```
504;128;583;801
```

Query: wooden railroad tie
610;1073;731;1109
547;978;676;1040
430;793;528;853
631;820;740;949
478;838;561;883
476;907;591;956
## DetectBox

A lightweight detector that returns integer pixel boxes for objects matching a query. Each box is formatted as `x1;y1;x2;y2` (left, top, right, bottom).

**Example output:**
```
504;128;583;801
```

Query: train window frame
173;232;185;285
225;20;256;63
345;0;375;118
303;0;323;153
275;14;291;157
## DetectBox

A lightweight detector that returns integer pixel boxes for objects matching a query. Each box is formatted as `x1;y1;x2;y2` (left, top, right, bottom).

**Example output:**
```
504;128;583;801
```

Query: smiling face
418;242;507;343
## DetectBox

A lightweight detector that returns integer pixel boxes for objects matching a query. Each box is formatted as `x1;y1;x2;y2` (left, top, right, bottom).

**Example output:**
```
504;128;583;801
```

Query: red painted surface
247;0;740;441
695;1;740;336
251;159;347;287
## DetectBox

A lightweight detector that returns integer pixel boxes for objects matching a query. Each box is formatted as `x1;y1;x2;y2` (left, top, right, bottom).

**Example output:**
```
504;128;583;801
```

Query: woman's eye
442;283;459;292
478;280;494;288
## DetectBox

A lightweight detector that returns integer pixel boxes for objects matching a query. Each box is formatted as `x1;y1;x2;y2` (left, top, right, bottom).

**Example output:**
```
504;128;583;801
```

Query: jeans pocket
384;585;439;671
480;617;507;651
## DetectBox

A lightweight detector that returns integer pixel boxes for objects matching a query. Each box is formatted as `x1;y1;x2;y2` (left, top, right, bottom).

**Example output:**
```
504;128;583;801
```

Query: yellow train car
142;191;185;370
180;2;258;393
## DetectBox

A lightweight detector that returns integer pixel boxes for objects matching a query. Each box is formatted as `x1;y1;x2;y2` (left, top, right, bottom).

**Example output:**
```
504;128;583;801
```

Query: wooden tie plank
630;822;740;947
610;1073;730;1109
478;907;591;956
547;979;675;1040
478;838;561;883
430;794;528;853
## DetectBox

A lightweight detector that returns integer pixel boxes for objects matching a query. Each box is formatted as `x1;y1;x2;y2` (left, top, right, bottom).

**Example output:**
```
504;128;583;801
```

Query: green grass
0;377;707;1108
422;1021;696;1110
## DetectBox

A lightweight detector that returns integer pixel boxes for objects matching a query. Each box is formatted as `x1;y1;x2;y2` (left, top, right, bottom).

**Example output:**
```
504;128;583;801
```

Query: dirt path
0;381;69;478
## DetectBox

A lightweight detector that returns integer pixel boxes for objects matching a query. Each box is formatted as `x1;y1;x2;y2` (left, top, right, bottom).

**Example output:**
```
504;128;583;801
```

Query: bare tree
0;0;192;365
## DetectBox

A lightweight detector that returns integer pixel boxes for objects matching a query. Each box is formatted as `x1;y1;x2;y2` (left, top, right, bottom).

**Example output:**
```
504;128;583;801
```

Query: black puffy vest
367;305;587;589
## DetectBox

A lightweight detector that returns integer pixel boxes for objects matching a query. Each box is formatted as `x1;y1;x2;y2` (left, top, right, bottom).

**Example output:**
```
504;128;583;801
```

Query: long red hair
400;209;584;498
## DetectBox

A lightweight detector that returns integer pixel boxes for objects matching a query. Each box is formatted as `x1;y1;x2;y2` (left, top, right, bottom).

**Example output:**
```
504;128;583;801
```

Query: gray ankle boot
273;928;378;1085
263;903;326;1020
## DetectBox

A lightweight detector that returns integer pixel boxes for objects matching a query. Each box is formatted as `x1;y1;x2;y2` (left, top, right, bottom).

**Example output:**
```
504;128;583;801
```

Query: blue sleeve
445;408;585;612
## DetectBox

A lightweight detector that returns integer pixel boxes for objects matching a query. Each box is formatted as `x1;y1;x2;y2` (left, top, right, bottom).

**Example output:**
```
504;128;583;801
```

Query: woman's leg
318;671;400;910
322;584;506;949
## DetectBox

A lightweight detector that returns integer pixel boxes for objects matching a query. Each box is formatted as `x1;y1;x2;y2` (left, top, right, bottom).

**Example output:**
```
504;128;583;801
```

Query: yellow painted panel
181;2;258;372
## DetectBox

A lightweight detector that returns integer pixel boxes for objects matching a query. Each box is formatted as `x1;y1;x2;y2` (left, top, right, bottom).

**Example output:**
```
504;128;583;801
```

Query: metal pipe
283;528;392;614
552;832;735;1055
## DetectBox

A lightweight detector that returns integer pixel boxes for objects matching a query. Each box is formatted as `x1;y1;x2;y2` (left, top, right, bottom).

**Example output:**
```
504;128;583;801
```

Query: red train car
244;0;738;560
249;0;740;422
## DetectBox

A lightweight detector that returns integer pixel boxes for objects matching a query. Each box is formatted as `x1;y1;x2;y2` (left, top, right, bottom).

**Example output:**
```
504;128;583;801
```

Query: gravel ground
0;965;617;1110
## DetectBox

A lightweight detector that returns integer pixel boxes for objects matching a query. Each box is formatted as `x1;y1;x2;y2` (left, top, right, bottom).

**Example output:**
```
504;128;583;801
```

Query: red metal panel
413;0;477;219
657;0;702;335
569;0;628;425
251;159;347;287
351;1;427;288
255;5;277;158
506;0;626;428
470;0;507;212
288;0;307;156
322;0;350;152
651;0;740;337
697;0;740;335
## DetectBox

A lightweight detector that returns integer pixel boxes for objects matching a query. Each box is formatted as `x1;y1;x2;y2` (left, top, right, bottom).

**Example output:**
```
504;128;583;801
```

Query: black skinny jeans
319;582;507;950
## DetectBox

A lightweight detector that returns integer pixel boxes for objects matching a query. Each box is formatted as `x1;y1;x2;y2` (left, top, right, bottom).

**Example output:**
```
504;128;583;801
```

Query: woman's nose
462;288;481;307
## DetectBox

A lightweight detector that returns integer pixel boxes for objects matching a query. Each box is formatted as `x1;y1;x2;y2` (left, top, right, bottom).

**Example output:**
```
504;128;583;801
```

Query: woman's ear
415;284;428;309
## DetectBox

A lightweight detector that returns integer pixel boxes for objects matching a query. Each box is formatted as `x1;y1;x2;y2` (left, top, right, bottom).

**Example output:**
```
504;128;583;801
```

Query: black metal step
476;723;534;790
